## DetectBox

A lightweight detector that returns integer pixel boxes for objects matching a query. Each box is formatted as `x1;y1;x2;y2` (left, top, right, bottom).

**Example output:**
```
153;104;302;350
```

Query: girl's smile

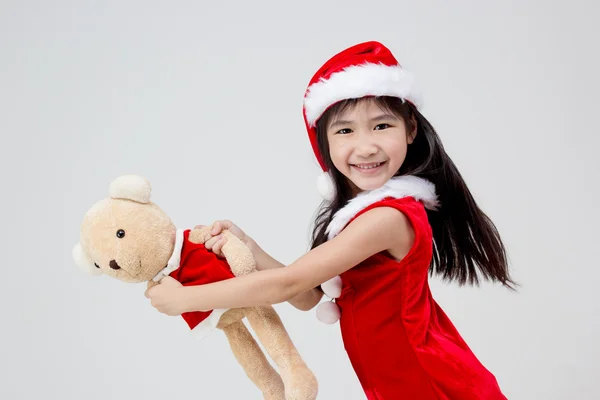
350;161;388;175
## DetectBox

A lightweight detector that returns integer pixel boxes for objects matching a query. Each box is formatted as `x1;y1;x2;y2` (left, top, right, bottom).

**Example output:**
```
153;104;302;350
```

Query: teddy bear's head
72;175;176;283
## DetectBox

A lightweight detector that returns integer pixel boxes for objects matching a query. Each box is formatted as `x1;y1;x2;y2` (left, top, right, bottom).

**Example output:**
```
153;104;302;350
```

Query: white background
1;1;599;399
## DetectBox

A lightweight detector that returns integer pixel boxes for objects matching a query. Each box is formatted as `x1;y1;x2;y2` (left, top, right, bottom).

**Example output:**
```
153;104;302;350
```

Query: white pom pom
109;174;151;203
316;171;335;202
316;301;341;324
321;276;342;298
72;243;102;276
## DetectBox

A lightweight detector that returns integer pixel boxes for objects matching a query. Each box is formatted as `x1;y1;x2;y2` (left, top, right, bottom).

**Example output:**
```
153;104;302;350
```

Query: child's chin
355;178;387;192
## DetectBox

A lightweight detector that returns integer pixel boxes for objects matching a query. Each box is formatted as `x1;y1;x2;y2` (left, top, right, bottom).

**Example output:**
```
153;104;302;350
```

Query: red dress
329;192;507;399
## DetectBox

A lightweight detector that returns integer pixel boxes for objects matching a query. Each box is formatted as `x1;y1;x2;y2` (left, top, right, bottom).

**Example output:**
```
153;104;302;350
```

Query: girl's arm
152;206;411;314
202;221;323;311
249;242;324;311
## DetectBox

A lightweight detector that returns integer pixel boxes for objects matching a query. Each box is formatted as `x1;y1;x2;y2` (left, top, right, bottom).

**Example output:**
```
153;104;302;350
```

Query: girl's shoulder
325;176;437;240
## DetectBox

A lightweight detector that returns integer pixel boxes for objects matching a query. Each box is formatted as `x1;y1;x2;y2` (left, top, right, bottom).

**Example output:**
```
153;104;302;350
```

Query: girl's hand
196;220;254;258
144;276;189;316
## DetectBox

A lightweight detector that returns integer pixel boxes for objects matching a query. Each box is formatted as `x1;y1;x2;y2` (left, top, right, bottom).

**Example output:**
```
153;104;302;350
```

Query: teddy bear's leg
221;320;286;400
189;227;256;276
244;306;319;400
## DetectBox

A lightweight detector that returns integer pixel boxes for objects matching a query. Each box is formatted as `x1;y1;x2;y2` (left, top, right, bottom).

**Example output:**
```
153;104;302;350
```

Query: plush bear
72;174;318;400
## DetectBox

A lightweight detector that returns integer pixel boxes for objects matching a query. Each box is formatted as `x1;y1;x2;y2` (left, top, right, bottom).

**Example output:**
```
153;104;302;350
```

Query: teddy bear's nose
109;260;121;270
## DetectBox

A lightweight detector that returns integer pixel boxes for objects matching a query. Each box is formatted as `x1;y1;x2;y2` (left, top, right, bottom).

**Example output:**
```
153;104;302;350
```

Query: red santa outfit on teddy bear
152;229;234;338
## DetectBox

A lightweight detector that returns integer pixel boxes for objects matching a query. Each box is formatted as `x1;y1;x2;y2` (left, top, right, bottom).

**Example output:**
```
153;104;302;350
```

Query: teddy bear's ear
109;174;151;204
72;242;103;276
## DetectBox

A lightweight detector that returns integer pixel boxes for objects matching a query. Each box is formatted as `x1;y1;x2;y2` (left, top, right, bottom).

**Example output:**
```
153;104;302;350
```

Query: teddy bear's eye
116;229;125;238
94;263;100;269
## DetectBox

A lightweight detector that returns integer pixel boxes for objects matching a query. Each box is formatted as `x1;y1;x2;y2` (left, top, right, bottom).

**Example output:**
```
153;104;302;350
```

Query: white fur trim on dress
326;175;438;240
152;229;185;282
321;276;342;298
304;63;423;127
316;301;341;324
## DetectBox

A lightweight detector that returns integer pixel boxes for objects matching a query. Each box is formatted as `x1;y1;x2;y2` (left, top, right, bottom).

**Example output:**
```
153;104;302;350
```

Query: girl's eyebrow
329;113;399;130
329;119;353;130
370;113;399;122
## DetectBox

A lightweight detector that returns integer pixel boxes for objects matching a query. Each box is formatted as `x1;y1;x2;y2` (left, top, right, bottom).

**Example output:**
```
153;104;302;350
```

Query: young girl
146;41;514;399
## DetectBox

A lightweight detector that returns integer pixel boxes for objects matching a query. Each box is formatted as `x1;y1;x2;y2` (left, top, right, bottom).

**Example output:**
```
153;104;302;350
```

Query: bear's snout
109;260;121;270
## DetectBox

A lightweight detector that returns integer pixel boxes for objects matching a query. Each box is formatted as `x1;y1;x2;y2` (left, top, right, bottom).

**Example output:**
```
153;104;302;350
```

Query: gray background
1;1;598;399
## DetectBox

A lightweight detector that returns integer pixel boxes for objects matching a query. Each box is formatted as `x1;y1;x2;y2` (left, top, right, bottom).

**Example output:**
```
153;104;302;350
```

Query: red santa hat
302;41;423;201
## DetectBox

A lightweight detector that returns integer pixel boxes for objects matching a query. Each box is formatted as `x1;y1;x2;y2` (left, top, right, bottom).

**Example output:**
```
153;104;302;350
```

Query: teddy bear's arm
189;227;257;276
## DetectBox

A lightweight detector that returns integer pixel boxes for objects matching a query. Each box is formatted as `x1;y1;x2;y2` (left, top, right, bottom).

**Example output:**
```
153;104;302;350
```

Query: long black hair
310;96;516;289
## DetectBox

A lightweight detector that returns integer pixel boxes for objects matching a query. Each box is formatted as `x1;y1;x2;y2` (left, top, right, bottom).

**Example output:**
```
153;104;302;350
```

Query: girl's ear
407;115;418;144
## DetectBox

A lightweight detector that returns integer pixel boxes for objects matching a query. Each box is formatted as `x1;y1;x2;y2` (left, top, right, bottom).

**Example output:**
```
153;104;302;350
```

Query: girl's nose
354;136;378;157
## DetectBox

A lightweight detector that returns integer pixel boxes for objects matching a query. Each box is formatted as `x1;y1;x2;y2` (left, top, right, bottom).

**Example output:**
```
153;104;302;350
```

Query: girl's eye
374;124;390;130
337;128;352;135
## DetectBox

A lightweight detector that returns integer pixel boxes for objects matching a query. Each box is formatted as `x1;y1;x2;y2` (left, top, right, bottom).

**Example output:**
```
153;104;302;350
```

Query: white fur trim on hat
317;171;336;201
72;242;103;276
326;175;438;240
109;174;152;203
304;63;423;127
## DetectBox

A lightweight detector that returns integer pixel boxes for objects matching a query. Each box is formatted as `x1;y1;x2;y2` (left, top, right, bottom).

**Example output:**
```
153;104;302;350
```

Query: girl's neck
349;181;362;197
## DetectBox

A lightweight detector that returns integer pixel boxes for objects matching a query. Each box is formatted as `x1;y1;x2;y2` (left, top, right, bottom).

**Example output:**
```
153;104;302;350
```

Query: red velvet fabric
335;197;506;399
168;229;235;330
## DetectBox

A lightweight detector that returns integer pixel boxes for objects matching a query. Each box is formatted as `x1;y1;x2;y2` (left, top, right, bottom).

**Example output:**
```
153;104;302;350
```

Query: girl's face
326;99;415;194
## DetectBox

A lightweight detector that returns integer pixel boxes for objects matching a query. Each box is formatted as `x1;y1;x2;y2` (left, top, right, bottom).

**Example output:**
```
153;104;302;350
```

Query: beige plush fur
73;175;318;400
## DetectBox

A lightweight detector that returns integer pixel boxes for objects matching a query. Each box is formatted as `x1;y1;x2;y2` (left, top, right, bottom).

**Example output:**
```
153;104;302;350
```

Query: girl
146;41;514;399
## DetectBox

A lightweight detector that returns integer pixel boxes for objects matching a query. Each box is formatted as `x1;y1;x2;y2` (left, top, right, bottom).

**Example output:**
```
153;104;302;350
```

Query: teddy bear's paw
261;387;286;400
189;226;212;244
283;368;319;400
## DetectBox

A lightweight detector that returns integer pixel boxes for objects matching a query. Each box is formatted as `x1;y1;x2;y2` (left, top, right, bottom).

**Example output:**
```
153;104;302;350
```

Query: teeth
354;162;383;169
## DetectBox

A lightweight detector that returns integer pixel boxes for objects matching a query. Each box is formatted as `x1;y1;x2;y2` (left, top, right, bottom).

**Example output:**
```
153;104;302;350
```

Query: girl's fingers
211;220;233;235
211;222;223;235
204;235;222;250
213;237;228;256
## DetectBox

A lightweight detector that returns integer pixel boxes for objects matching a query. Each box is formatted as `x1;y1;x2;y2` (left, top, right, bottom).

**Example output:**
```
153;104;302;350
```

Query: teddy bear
71;174;318;400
